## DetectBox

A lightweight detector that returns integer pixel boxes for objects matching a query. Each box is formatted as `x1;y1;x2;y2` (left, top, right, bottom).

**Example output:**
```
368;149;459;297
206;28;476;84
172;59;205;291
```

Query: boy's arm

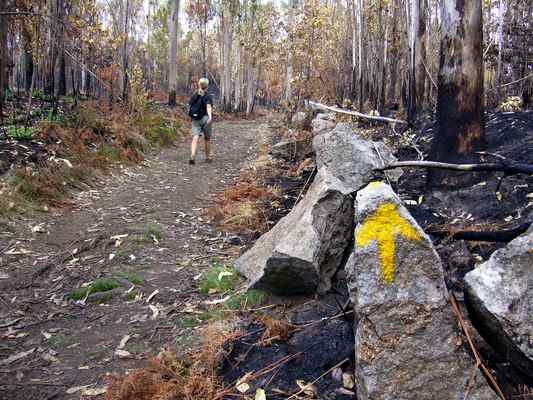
207;104;213;124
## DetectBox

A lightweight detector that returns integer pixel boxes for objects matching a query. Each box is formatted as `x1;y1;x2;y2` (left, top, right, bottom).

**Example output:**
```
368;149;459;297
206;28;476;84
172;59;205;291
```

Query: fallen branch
449;294;506;400
286;358;350;400
308;100;408;125
427;222;531;242
499;73;533;88
379;160;533;175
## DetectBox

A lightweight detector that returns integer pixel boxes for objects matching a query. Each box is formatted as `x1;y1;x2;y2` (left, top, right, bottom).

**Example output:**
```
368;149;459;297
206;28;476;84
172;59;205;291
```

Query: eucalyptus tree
430;0;485;185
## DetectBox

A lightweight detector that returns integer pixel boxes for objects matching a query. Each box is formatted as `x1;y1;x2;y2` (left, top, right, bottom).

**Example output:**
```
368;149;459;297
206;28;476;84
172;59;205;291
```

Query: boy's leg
190;120;202;163
204;138;211;160
203;118;213;161
191;135;199;161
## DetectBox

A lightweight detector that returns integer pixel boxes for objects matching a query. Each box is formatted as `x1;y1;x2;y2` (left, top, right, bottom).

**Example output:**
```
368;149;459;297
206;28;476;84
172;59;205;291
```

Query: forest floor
0;116;278;400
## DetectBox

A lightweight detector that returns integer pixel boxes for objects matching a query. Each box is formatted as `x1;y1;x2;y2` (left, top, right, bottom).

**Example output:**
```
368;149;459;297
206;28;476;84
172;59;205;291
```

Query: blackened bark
22;25;33;92
429;0;485;186
56;54;66;96
0;1;5;119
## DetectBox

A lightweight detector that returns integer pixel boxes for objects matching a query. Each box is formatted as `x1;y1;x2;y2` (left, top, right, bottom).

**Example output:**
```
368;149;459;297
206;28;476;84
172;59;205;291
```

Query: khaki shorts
191;116;212;139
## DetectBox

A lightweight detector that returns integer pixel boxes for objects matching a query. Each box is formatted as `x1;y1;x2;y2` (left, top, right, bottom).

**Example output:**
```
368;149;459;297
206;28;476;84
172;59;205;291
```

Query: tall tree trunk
379;5;389;113
429;0;485;186
496;0;505;99
22;24;34;92
285;0;296;102
0;0;6;119
45;0;58;96
220;0;233;111
387;0;399;104
233;42;242;112
168;0;180;106
357;0;364;110
55;0;66;97
122;0;130;101
350;0;357;100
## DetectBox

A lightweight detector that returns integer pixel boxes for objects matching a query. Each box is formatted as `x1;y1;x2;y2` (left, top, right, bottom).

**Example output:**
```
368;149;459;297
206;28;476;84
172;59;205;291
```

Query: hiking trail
0;118;270;400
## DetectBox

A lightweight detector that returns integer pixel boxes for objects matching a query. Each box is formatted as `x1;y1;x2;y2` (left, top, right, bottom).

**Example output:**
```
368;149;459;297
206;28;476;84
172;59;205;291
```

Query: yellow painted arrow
355;203;422;284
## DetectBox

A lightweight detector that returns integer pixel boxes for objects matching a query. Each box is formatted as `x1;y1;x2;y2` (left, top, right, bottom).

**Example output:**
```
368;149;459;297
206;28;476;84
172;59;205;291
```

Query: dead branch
427;222;531;242
379;160;533;175
449;294;506;400
286;358;350;400
308;100;408;125
499;73;533;88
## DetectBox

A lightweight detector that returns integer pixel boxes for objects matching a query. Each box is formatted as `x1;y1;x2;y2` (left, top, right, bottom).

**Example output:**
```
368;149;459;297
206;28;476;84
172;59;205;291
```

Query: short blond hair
198;78;209;95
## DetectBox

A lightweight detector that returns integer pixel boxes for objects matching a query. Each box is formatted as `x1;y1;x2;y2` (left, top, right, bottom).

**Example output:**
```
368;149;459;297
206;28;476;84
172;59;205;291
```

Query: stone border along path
0;118;273;400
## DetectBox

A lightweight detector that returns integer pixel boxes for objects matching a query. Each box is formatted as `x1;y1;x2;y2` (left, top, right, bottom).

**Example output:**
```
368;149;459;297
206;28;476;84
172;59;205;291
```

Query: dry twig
448;294;506;400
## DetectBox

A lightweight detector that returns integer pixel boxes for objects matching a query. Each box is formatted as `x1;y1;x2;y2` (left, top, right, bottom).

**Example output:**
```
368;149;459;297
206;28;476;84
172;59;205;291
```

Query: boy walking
188;78;213;164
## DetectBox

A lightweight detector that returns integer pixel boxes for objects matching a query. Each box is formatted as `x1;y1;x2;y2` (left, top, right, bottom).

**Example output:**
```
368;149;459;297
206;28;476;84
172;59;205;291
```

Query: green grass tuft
97;144;122;161
134;114;180;147
7;126;35;140
199;264;240;295
118;272;144;285
70;278;121;301
225;289;266;311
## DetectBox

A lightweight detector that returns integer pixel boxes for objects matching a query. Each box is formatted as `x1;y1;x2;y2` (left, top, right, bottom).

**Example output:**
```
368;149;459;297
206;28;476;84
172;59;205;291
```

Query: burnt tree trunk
429;0;485;186
55;0;66;97
407;0;427;122
387;0;399;105
0;0;6;119
0;0;7;121
22;24;34;92
45;0;59;96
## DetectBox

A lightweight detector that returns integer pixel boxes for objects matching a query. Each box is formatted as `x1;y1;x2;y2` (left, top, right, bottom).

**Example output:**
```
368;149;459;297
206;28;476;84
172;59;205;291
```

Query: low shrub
199;264;240;295
70;278;121;301
7;126;35;140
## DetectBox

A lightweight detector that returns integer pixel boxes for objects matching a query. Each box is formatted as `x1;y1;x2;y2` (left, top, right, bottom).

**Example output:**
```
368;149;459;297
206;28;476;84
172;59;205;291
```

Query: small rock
291;111;308;128
342;372;355;389
311;113;336;134
115;349;133;359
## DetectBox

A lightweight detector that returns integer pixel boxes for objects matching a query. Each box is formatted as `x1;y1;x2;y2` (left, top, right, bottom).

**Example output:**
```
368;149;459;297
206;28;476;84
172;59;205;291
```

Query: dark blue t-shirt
189;93;213;119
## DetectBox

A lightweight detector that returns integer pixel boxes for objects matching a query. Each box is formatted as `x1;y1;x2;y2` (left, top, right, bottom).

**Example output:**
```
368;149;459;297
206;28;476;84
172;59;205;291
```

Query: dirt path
0;118;270;400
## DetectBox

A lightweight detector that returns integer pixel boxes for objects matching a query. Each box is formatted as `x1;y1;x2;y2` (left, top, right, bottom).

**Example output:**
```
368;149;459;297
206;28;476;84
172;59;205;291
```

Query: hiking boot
189;159;195;165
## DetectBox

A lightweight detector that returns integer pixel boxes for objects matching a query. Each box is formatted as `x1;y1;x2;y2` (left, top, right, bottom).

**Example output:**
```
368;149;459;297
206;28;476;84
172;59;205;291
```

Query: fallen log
379;160;533;175
427;222;532;242
307;100;408;125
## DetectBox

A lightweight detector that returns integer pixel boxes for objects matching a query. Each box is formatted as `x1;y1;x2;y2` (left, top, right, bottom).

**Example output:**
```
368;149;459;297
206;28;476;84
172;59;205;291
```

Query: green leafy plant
199;264;240;295
7;126;35;140
70;278;121;301
118;272;144;285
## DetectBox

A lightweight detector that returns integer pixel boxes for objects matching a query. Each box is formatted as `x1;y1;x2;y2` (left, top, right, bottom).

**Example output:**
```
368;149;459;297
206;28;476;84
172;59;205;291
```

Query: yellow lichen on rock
355;203;422;284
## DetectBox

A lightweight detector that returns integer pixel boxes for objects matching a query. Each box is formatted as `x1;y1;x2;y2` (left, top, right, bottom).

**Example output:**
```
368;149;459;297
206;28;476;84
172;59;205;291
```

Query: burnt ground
217;110;533;400
0;117;283;400
390;111;533;274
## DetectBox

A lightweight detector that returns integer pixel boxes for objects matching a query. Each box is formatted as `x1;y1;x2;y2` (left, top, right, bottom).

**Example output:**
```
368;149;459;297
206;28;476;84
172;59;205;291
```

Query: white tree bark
233;42;242;111
496;0;506;98
357;0;364;110
220;0;233;111
285;0;296;102
168;0;180;106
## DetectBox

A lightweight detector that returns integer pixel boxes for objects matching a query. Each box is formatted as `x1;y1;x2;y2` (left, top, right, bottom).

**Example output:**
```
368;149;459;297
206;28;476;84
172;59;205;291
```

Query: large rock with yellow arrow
346;182;498;400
